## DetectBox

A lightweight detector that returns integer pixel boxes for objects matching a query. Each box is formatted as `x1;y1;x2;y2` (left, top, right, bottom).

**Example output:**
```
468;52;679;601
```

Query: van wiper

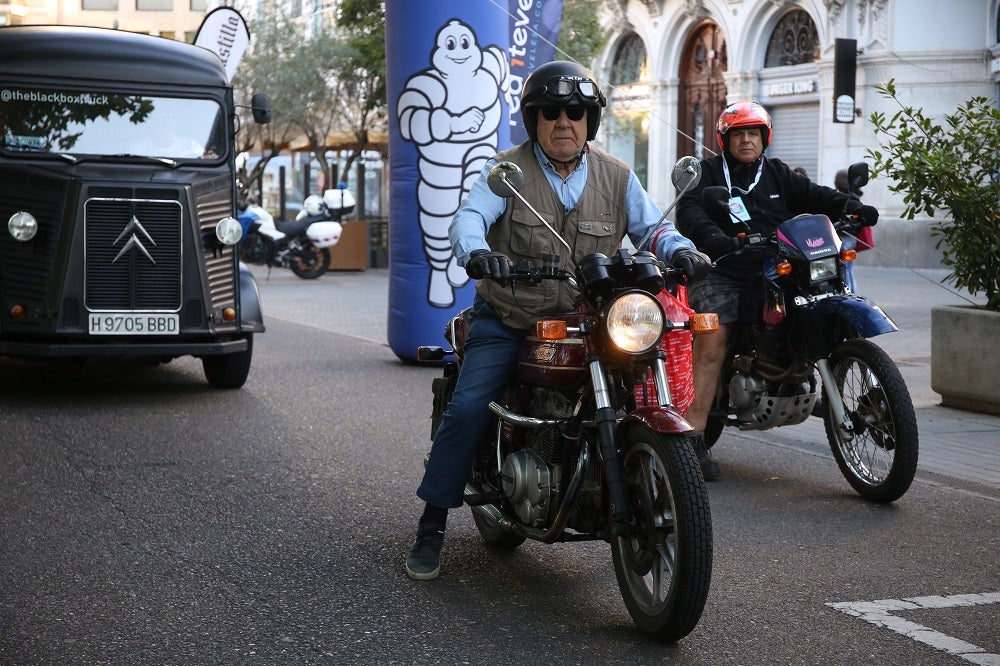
108;154;181;168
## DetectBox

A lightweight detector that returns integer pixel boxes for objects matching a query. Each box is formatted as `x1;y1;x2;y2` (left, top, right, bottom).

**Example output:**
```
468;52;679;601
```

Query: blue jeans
416;295;525;509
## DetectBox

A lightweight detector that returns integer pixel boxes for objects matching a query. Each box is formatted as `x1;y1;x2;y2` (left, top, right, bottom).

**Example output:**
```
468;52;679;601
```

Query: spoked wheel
290;243;331;279
611;427;712;642
823;339;918;503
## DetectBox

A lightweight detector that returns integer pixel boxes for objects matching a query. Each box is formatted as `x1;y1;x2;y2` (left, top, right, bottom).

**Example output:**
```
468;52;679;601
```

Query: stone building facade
594;0;994;267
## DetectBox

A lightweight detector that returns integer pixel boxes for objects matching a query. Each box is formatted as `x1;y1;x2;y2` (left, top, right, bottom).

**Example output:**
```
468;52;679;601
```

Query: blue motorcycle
701;163;918;503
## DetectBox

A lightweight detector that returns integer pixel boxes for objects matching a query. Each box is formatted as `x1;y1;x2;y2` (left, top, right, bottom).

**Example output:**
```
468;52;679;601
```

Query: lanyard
723;157;764;195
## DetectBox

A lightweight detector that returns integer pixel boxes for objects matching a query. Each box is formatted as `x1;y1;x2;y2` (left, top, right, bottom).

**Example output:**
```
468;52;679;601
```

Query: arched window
765;9;819;68
611;32;647;84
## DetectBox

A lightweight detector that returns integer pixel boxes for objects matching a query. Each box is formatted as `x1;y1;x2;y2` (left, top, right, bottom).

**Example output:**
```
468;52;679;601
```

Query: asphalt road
1;275;997;665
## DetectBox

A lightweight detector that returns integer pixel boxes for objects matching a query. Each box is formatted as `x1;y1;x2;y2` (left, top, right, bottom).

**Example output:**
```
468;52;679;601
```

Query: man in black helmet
404;60;712;581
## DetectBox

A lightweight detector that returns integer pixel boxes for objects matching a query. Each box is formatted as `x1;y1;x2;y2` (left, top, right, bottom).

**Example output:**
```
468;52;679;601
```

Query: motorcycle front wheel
290;243;331;279
611;427;712;642
823;339;918;503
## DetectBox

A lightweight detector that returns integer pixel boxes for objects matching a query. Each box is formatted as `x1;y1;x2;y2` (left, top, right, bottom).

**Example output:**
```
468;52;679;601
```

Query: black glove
465;249;511;282
670;247;712;282
701;234;742;260
857;204;879;227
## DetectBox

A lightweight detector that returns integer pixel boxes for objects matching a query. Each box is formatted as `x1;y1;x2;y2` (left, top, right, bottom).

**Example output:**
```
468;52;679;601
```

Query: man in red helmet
404;60;713;581
676;101;878;480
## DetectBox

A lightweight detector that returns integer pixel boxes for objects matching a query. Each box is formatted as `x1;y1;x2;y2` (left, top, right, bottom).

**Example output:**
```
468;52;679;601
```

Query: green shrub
867;79;1000;311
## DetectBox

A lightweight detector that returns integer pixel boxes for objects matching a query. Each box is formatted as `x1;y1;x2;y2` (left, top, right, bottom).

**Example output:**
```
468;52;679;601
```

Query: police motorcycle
238;184;355;279
417;158;719;641
701;162;918;503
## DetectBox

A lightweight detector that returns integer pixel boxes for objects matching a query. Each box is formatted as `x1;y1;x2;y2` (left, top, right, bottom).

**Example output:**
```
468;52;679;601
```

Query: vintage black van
0;25;270;388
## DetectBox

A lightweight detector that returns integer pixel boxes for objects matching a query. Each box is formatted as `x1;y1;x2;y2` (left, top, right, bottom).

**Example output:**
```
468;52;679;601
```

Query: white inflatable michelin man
397;19;510;307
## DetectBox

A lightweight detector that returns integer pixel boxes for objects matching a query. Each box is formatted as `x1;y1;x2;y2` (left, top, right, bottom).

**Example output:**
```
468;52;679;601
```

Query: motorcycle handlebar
484;254;689;288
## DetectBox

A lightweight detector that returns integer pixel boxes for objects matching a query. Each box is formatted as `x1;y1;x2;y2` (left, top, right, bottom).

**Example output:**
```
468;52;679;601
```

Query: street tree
232;0;306;193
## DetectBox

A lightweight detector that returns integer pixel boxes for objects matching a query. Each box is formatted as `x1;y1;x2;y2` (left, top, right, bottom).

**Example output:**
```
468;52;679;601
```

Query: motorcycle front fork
816;358;855;441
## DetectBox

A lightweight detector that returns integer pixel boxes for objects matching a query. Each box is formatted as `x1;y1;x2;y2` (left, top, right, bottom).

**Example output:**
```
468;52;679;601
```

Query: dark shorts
687;272;746;325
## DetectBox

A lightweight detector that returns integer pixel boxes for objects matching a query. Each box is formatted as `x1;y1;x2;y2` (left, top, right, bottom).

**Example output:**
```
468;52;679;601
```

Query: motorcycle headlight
215;216;243;245
8;211;38;241
605;291;665;354
809;257;838;282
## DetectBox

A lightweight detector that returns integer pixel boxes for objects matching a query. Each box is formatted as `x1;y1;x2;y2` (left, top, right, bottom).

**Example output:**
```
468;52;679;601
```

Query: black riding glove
670;247;712;282
857;204;879;227
465;249;512;282
701;234;742;261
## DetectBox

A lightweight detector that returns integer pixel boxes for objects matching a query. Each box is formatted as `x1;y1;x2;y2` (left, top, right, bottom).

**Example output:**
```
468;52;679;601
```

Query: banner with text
385;0;562;362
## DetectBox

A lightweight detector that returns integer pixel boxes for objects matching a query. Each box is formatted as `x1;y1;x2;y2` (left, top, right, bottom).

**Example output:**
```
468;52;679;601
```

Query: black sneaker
688;433;721;482
405;526;444;580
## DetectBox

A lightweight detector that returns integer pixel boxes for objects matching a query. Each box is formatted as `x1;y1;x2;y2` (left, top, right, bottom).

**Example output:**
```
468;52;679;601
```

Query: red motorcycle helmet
716;101;772;151
521;60;607;141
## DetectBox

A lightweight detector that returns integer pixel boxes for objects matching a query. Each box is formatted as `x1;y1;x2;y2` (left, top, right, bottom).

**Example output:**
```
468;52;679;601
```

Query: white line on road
827;592;1000;665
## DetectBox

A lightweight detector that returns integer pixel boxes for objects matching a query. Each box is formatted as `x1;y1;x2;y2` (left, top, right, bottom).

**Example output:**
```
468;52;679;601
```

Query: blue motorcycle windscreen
775;214;841;260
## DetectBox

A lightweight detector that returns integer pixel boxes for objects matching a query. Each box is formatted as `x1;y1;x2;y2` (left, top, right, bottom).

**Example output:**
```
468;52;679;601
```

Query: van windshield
0;88;225;160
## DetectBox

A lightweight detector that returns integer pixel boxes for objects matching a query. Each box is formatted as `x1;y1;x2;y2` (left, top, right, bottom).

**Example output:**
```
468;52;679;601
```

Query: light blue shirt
450;143;694;266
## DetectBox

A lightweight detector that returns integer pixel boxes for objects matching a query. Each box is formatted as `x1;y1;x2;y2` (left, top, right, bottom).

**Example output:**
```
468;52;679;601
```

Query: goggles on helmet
537;76;602;103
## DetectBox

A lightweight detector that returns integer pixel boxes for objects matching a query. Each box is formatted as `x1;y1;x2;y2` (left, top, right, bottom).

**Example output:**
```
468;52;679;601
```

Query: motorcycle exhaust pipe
488;401;560;428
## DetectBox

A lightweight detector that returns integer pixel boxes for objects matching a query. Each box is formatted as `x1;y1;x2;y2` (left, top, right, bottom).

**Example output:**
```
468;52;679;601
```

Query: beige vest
477;142;631;330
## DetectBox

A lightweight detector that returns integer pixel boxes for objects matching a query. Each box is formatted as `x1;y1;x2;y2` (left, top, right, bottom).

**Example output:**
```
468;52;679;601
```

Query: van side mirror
251;93;272;124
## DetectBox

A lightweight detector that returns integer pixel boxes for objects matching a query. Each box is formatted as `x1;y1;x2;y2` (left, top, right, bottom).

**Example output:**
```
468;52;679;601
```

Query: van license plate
89;313;179;335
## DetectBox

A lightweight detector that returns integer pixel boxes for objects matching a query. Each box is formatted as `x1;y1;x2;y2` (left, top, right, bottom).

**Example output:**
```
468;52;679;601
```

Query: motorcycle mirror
702;185;731;214
671;156;701;194
847;162;869;191
487;161;525;198
635;156;702;251
485;161;571;255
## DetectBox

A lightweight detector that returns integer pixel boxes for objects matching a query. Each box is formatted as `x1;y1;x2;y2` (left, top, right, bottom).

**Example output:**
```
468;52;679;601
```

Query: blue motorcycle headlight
809;257;838;282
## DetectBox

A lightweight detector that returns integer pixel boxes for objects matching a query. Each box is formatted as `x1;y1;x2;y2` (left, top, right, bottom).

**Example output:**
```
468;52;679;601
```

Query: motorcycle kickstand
816;358;854;441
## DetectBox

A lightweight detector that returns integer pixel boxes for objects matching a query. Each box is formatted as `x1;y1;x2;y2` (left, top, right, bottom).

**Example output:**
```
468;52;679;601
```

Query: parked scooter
417;158;718;641
238;184;356;279
700;162;918;503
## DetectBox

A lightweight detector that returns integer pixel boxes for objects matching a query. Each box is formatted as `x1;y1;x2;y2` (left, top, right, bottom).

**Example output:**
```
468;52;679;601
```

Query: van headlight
605;291;665;354
809;257;838;282
215;216;243;245
8;211;38;241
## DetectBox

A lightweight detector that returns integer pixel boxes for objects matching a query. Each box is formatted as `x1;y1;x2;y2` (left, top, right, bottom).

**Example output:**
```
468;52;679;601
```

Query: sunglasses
540;106;587;121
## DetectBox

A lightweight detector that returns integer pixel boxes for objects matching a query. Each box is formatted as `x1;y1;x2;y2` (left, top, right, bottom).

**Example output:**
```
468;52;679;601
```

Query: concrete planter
931;305;1000;414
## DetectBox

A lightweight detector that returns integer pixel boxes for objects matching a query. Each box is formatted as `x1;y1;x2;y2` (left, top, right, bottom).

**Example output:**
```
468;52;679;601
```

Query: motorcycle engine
240;233;276;264
501;449;553;526
728;371;818;429
499;387;577;526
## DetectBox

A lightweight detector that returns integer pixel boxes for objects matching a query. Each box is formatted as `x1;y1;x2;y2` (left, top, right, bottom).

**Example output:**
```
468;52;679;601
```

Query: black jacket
677;153;862;279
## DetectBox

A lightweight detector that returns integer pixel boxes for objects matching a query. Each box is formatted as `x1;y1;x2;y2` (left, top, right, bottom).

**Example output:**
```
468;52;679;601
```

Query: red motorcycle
418;160;718;641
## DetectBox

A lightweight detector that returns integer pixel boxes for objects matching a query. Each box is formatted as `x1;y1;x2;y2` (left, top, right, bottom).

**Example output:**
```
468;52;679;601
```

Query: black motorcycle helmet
521;60;607;142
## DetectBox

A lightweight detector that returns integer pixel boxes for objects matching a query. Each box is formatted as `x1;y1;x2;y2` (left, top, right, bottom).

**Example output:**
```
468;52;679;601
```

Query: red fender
619;405;694;436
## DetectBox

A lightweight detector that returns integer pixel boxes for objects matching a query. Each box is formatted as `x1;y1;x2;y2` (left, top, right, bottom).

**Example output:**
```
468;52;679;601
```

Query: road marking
828;592;1000;665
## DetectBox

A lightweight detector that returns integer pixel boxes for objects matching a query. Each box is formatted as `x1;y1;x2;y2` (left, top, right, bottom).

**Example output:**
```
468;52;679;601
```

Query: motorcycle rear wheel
823;339;918;503
290;244;331;279
611;427;712;642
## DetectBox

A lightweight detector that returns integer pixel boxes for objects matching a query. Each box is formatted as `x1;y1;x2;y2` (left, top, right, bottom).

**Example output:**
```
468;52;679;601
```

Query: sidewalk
252;264;1000;496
